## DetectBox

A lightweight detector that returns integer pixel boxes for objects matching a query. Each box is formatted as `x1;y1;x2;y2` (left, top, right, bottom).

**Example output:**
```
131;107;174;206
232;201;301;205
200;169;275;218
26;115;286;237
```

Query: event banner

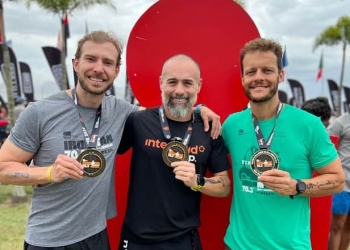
327;79;339;114
0;44;21;99
19;62;35;102
42;46;70;90
288;79;305;108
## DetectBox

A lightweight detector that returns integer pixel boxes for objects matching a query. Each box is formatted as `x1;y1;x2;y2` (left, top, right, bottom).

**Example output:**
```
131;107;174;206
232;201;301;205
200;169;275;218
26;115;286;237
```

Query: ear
73;58;79;72
114;66;120;79
197;78;203;94
278;69;285;83
159;76;163;91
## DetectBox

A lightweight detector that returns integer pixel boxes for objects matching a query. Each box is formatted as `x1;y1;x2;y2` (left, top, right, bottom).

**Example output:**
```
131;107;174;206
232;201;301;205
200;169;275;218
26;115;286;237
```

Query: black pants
118;229;202;250
24;229;110;250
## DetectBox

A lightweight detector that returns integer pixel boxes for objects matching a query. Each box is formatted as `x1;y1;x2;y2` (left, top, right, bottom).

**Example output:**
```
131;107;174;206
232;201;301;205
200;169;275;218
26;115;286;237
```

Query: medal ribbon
72;88;102;149
158;106;194;146
251;102;283;150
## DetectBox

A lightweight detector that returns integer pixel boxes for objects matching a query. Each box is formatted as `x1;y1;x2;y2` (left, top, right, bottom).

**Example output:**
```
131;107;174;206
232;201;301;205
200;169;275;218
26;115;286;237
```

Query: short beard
162;94;197;118
244;80;279;103
78;75;113;95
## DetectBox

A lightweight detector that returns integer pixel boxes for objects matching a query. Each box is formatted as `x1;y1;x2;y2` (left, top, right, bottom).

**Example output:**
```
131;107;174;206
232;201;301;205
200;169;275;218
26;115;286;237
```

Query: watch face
197;175;205;186
297;180;306;193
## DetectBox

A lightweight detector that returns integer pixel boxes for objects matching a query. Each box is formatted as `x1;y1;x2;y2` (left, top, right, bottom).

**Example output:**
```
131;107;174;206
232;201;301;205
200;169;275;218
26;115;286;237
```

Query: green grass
0;185;31;250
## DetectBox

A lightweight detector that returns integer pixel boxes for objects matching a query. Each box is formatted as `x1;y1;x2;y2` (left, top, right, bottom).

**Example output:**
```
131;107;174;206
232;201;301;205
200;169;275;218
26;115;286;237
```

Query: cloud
1;0;350;104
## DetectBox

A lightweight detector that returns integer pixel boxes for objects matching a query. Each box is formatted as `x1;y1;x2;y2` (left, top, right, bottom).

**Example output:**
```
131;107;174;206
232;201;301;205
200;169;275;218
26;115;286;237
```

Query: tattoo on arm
205;177;225;187
6;172;29;179
306;180;335;190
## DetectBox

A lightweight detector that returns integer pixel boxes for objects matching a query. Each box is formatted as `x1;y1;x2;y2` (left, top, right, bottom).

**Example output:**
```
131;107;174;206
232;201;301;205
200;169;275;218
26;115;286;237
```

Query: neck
250;98;281;121
70;84;104;108
163;106;193;122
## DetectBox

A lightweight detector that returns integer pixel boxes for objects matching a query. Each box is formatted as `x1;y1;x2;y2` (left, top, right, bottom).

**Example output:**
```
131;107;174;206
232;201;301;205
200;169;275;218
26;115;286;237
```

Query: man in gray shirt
328;113;350;250
0;31;221;250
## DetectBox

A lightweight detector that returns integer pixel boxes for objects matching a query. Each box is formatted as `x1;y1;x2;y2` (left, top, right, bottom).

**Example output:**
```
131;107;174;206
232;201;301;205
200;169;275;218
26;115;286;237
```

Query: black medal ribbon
159;106;193;166
250;102;283;176
72;89;106;177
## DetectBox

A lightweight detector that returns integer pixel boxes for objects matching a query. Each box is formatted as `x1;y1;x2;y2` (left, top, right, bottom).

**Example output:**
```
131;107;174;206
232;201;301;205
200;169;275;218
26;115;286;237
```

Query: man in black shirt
117;54;231;250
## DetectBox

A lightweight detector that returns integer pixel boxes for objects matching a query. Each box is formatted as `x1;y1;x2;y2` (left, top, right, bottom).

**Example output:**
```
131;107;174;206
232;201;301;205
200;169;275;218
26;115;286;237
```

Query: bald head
161;54;201;81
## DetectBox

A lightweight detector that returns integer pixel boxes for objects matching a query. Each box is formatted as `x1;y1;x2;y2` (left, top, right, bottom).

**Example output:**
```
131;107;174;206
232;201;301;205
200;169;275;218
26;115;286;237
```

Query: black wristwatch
290;179;306;199
191;174;205;191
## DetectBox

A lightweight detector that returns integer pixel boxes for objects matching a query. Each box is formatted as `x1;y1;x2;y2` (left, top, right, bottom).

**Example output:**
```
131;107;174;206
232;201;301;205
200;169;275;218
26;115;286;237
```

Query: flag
282;46;288;68
316;52;323;82
63;12;70;39
85;19;89;34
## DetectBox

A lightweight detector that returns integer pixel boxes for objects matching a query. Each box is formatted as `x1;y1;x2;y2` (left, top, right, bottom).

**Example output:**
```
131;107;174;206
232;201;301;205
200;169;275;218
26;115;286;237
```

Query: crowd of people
0;31;347;250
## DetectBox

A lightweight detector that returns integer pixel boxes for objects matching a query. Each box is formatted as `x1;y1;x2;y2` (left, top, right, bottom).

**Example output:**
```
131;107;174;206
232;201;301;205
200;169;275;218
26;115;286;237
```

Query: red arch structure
107;0;333;249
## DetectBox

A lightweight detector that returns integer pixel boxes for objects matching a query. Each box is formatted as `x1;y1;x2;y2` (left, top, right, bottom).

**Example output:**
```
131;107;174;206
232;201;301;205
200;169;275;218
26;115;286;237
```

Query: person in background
14;96;27;122
117;54;231;250
0;31;221;250
328;112;350;250
301;96;332;127
222;37;344;250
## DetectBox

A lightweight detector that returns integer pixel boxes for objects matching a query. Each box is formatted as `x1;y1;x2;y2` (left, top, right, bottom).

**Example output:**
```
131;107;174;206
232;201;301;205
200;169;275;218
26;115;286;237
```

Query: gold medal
77;149;106;177
162;141;189;167
250;150;279;176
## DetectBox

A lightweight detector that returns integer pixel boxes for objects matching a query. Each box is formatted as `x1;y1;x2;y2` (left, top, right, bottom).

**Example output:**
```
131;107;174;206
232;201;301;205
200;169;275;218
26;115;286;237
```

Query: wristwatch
295;179;306;195
289;179;306;199
191;174;205;191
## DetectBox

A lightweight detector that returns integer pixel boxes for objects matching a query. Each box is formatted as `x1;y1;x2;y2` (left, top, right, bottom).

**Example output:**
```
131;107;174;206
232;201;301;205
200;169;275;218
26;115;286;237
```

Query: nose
93;60;104;73
253;69;264;81
174;83;185;95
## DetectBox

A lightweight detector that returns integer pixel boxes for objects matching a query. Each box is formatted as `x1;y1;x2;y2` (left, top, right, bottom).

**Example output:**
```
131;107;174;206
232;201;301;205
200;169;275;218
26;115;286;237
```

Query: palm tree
313;15;350;115
26;0;116;90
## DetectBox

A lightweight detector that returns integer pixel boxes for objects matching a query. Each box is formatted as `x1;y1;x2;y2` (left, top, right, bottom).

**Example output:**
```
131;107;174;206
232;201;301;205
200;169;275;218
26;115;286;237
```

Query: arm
117;113;134;155
194;104;221;139
258;157;344;197
0;140;83;186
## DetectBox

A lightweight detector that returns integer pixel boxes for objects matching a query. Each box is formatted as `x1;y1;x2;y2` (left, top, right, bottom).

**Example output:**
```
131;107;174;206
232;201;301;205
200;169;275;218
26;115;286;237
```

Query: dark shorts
24;229;110;250
118;229;202;250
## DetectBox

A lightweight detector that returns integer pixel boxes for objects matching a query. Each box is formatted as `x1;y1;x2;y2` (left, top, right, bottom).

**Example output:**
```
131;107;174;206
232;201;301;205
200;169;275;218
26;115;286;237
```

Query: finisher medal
162;141;189;167
77;149;106;177
250;150;279;176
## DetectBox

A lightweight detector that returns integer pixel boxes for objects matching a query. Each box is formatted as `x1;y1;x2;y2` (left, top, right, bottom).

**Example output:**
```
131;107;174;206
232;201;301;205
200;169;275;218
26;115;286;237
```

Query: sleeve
117;112;135;155
8;102;40;153
207;135;231;174
308;118;338;169
327;119;343;137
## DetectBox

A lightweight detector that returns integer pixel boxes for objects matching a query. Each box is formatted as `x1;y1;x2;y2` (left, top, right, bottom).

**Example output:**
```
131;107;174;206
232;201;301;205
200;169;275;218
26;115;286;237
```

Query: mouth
170;96;189;104
87;76;106;83
250;85;269;90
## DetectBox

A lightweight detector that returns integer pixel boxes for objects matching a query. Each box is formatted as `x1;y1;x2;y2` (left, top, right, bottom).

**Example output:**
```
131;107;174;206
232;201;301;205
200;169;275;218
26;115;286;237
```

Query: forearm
199;174;231;197
302;173;344;197
0;162;49;186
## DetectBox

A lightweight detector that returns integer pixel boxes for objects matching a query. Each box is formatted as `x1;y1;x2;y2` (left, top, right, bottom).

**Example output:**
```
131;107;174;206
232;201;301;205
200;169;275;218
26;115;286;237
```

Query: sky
1;0;350;106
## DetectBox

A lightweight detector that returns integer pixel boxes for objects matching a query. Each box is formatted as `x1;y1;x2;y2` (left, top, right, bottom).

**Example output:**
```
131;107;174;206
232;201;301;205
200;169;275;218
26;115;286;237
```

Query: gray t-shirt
328;113;350;192
9;91;138;247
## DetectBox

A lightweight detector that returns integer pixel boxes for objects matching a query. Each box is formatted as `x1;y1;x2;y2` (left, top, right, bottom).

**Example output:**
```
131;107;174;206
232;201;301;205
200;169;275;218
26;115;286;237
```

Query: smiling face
241;51;284;103
160;55;202;120
73;41;120;95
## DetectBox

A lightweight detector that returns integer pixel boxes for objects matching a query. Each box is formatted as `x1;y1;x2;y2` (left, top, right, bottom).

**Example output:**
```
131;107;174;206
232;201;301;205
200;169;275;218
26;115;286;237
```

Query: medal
250;149;279;176
162;141;189;167
77;149;106;177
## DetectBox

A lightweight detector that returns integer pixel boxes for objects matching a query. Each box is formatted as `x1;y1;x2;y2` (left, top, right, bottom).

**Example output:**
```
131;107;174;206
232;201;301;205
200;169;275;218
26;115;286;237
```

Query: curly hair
301;97;331;123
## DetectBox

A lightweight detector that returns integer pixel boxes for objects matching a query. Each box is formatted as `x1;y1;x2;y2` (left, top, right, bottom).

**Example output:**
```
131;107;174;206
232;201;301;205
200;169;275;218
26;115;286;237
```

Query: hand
171;161;197;187
200;106;221;139
50;154;84;182
257;169;297;196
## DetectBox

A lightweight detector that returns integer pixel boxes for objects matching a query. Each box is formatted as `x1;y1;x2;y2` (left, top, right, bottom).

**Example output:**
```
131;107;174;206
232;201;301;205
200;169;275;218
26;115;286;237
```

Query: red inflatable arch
107;0;333;249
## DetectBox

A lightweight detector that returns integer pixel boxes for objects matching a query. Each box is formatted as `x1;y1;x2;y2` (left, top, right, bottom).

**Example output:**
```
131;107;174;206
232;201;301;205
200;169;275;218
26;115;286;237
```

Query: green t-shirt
222;104;337;250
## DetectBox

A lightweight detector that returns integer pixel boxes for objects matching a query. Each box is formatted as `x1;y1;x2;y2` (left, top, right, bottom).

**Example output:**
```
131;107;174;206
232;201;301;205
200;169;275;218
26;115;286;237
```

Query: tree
26;0;116;90
313;15;350;115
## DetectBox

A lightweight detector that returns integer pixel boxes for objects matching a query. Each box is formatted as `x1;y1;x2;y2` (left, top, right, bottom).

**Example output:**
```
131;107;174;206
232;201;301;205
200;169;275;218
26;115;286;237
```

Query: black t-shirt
118;107;230;243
